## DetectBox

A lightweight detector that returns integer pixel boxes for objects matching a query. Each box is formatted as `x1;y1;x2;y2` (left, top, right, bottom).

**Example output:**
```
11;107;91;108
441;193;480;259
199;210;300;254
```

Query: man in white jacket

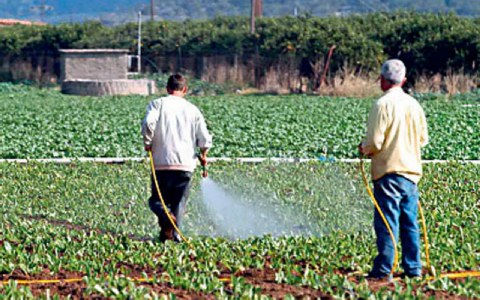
142;74;212;242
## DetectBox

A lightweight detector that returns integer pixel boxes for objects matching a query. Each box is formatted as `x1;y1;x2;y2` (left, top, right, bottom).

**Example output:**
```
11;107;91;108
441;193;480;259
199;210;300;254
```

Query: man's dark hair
167;74;187;91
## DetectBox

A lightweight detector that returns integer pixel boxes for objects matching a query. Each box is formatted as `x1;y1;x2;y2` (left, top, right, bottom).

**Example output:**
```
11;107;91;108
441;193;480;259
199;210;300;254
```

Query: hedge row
0;12;478;75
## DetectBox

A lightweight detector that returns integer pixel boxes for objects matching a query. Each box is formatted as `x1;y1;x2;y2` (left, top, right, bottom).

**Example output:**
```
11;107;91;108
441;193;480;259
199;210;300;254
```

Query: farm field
1;83;479;298
0;84;479;160
1;161;479;298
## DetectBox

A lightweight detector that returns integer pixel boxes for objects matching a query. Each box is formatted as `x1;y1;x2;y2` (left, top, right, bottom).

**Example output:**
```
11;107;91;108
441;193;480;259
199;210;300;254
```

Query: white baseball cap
381;59;406;84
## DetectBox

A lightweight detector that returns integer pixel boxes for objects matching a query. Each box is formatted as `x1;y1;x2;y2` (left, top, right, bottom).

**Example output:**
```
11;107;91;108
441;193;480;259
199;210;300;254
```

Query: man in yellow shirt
360;59;429;279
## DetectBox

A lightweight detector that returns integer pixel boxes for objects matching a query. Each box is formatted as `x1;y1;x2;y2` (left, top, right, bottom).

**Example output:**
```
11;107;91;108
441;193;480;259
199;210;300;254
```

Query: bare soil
6;218;473;299
1;266;472;299
234;268;332;299
1;268;213;299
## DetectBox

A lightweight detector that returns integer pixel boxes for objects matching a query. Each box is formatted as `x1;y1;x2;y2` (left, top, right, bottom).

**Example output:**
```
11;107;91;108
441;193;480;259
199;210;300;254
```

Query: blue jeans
370;174;422;277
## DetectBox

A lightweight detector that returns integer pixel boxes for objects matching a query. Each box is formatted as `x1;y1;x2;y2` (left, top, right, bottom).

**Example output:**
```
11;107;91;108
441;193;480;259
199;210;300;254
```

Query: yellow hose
417;201;431;271
4;271;479;286
2;278;85;285
359;159;399;276
436;271;480;279
148;151;193;248
1;276;232;285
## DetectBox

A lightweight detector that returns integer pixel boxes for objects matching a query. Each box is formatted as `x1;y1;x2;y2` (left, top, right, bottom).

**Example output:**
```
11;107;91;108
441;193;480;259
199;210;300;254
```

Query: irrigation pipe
359;158;479;281
2;157;480;164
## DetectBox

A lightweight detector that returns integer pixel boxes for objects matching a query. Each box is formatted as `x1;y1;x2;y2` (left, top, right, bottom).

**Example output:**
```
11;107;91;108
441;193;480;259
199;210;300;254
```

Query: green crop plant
1;84;478;160
1;161;479;298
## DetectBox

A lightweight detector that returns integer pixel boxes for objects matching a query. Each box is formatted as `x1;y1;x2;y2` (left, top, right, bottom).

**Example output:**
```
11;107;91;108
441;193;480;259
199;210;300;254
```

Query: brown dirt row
7;217;474;298
346;273;469;299
1;268;213;299
234;268;332;299
1;266;473;299
2;267;328;299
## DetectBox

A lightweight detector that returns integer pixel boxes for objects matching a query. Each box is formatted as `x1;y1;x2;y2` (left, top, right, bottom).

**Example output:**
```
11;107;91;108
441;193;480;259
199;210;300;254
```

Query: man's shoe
159;228;175;243
159;231;167;243
366;272;393;282
401;273;422;279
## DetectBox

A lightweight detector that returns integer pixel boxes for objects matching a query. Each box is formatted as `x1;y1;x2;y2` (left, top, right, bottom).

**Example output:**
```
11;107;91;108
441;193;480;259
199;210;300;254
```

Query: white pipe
1;157;479;164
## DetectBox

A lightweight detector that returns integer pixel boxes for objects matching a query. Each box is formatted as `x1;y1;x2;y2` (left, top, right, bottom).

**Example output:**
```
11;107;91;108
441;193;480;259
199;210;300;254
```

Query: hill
1;0;479;25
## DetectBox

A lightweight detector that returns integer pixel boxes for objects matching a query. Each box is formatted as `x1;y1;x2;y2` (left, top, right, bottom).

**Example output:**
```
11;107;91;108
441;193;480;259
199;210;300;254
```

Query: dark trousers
148;170;192;239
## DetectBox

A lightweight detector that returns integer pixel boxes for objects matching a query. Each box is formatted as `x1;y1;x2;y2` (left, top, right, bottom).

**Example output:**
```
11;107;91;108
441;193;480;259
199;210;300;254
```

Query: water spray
195;156;372;239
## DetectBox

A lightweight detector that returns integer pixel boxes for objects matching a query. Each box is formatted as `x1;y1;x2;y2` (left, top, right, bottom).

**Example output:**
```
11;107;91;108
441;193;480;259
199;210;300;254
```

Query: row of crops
1;161;479;298
0;84;479;160
1;84;479;298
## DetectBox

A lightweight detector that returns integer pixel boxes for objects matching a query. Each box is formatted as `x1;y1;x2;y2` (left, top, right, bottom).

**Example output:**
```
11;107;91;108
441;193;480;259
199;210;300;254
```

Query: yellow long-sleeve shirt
362;87;429;184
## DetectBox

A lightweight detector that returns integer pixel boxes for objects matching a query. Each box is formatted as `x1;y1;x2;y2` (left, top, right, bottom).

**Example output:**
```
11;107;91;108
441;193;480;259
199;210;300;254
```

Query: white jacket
141;95;212;172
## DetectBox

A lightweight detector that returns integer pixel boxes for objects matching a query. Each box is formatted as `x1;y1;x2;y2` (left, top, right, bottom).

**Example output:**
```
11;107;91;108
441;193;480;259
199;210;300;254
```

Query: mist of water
199;177;315;239
184;163;371;240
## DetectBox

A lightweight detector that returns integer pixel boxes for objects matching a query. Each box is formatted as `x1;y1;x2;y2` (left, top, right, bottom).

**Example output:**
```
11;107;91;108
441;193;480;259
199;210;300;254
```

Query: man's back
142;95;212;172
365;87;428;183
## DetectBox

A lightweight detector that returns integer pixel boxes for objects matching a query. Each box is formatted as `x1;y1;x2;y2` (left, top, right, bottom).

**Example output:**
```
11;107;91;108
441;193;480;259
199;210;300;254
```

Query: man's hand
145;145;152;152
197;153;208;178
358;142;364;156
358;142;372;158
198;147;209;166
198;149;209;178
198;154;207;167
358;142;369;158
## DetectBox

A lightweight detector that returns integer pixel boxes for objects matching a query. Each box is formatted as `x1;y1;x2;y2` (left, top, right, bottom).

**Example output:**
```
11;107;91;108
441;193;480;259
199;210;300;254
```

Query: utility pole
250;0;263;34
251;0;263;87
255;0;263;17
150;0;155;21
138;11;142;73
251;0;256;34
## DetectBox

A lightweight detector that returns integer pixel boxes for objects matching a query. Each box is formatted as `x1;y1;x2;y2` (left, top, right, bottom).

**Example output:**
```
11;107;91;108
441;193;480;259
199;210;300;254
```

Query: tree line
0;12;478;78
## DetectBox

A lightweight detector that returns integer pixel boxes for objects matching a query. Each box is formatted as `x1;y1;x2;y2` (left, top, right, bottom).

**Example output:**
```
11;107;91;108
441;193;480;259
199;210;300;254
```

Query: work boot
159;227;174;243
366;272;393;283
400;272;422;279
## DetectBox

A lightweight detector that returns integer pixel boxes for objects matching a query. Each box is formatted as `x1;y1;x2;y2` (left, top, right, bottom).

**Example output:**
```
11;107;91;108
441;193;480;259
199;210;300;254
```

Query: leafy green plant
1;161;479;298
1;86;478;160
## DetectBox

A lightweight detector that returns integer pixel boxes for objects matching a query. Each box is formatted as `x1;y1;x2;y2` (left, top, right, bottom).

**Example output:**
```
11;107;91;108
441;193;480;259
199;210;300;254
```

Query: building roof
59;49;130;54
0;19;47;26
